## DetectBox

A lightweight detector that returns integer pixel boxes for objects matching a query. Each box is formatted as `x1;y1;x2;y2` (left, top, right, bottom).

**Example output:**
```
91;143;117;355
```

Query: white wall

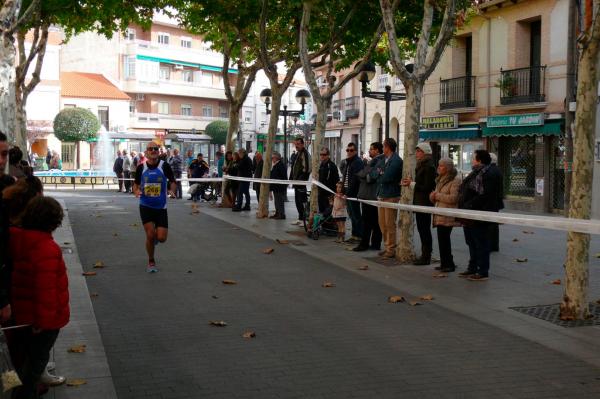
60;32;121;82
60;97;131;132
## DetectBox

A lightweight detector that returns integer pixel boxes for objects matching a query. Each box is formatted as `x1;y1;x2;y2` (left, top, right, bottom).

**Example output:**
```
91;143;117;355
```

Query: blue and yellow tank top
140;160;168;209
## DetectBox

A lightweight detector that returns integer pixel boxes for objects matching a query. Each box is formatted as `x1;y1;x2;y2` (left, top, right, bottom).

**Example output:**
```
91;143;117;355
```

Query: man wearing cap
402;142;437;265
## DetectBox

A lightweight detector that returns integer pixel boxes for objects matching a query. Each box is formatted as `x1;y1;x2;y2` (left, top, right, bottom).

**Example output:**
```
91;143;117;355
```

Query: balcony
439;76;476;110
344;96;360;119
130;112;228;131
499;66;546;105
123;39;226;71
122;78;229;100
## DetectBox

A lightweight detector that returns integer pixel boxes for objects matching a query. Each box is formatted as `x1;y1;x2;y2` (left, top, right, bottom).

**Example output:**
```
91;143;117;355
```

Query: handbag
0;328;21;392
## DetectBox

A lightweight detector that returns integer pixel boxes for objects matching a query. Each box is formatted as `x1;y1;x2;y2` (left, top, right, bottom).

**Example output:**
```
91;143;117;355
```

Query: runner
133;142;177;273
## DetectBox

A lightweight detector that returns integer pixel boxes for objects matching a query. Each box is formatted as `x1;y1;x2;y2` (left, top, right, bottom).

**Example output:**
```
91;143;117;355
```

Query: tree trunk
14;87;26;150
560;14;600;319
396;81;422;262
257;93;282;218
308;97;330;219
0;1;20;143
226;106;240;153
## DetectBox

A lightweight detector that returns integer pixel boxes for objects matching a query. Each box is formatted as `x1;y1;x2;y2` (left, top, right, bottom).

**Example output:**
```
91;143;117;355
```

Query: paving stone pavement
53;190;600;399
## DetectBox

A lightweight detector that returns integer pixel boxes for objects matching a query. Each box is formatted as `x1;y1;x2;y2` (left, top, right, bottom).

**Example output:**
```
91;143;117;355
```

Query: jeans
235;181;251;208
273;191;285;216
463;223;491;276
294;187;307;220
436;226;455;268
347;200;362;238
360;203;381;249
415;212;433;255
377;198;399;254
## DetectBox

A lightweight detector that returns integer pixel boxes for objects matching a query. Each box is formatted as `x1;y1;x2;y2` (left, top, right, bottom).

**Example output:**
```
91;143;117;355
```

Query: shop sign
325;130;341;138
420;115;458;130
487;113;544;128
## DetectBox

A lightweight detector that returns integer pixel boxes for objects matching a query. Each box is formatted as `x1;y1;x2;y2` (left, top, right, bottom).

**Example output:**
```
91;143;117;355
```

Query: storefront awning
136;55;238;74
419;125;480;140
482;119;563;137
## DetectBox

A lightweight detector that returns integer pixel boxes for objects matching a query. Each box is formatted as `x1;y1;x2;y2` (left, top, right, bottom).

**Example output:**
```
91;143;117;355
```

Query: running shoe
147;261;158;273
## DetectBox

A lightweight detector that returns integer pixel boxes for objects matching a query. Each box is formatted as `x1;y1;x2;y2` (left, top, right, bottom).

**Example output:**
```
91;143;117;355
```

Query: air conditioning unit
174;64;184;70
136;93;145;101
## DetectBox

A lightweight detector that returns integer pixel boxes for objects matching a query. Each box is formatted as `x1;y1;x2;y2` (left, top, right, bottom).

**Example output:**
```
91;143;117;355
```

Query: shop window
500;136;536;198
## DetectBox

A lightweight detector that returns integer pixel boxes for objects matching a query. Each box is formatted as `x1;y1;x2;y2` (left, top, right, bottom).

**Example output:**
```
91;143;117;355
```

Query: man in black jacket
458;149;504;281
113;150;124;192
353;142;383;251
317;147;339;212
289;138;311;225
269;152;287;219
233;148;253;211
341;142;364;241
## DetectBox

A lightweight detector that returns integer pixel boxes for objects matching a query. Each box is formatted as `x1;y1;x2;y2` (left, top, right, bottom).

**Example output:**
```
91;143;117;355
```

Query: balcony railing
133;112;228;122
344;96;360;119
332;99;343;113
499;66;546;105
439;76;476;110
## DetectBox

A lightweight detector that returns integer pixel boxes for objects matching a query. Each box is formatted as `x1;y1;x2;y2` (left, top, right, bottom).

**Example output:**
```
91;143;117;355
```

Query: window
244;110;253;123
157;33;169;45
201;71;212;86
64;104;76;108
159;66;170;81
124;56;136;79
158;102;169;114
129;101;136;114
181;104;192;116
97;106;109;130
126;28;136;41
202;104;213;117
220;105;228;118
182;70;193;83
378;74;389;90
180;37;192;48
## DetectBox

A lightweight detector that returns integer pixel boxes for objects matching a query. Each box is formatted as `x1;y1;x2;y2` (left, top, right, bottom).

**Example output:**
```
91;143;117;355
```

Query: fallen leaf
432;273;448;278
222;279;237;285
129;223;139;227
209;320;227;327
242;331;256;339
409;301;422;306
512;238;519;242
595;253;600;258
232;227;240;230
68;345;86;353
263;248;274;254
276;239;289;244
66;379;87;387
95;215;102;218
63;242;71;245
211;295;219;299
358;265;369;271
82;272;97;277
187;270;193;274
93;261;105;268
551;279;562;285
515;258;528;263
90;293;99;298
522;231;534;234
112;233;119;237
322;282;336;288
419;294;434;301
388;296;405;303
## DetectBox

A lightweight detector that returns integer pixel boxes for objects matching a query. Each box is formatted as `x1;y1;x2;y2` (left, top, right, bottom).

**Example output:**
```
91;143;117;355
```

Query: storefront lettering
487;113;544;128
420;115;458;130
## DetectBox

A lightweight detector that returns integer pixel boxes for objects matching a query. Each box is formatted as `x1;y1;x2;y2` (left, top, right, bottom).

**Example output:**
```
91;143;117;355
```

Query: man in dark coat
317;147;339;212
113;150;124;192
353;142;383;252
233;148;253;211
458;149;504;281
289;138;311;225
402;142;437;265
341;142;364;241
269;152;287;219
252;151;264;203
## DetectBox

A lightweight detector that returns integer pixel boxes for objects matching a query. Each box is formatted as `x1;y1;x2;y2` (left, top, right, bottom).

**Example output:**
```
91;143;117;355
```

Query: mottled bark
560;1;600;320
308;97;330;219
0;0;21;143
257;93;282;218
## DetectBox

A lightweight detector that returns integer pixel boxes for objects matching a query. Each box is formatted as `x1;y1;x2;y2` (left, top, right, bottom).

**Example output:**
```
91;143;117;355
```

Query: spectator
429;158;461;273
353;142;383;252
8;147;26;179
372;138;403;258
402;143;436;265
45;149;52;170
188;154;209;201
252;151;264;203
185;150;194;168
488;153;502;252
228;152;240;206
332;182;348;243
317;147;339;213
9;196;69;399
122;149;132;194
216;151;224;178
233;148;253;212
49;151;61;170
340;142;363;242
169;148;184;199
458;149;504;281
112;150;124;192
289;138;311;226
2;176;43;226
269;152;287;220
221;151;235;208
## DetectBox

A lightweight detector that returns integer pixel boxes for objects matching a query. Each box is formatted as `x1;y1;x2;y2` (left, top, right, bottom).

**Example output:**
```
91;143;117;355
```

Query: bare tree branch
380;0;412;83
8;0;40;34
415;0;434;68
23;23;48;100
423;0;458;80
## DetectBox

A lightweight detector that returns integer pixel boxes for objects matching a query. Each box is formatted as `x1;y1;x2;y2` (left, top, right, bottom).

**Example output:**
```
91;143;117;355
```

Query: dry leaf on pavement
551;279;562;285
112;233;119;237
322;282;336;288
93;261;105;268
358;265;369;271
276;239;289;244
419;294;434;301
209;320;227;327
432;273;448;278
129;223;139;227
515;258;528;263
522;231;534;234
211;295;219;299
82;272;96;277
409;301;422;306
66;379;87;387
68;345;86;353
242;331;256;339
90;293;99;298
388;296;405;303
232;227;240;230
63;242;71;245
512;238;519;242
263;248;275;254
222;280;237;285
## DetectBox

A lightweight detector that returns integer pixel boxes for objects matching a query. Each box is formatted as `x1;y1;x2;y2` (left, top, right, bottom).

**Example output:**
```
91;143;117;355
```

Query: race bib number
144;183;161;197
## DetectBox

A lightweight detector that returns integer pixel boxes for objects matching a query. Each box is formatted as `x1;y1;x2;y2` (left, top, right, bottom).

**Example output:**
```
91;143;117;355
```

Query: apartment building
60;14;232;161
420;0;569;213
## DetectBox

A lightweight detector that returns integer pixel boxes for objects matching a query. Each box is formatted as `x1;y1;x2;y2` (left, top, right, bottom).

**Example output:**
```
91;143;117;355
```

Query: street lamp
260;88;311;165
356;61;408;140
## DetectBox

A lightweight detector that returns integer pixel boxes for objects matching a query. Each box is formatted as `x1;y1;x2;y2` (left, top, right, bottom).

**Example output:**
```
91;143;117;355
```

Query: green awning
136;55;238;74
482;118;563;137
419;125;480;140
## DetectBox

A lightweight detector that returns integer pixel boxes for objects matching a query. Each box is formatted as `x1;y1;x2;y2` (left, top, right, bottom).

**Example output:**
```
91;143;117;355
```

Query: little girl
332;182;347;243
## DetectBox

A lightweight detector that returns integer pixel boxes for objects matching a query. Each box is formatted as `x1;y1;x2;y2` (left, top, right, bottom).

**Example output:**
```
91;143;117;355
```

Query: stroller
307;204;338;240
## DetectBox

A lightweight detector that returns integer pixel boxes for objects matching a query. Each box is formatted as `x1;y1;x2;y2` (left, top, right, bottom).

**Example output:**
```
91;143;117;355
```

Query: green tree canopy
53;108;100;142
205;120;229;145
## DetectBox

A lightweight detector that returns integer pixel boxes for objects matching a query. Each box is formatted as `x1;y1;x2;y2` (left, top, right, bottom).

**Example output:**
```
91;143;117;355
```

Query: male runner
133;142;177;273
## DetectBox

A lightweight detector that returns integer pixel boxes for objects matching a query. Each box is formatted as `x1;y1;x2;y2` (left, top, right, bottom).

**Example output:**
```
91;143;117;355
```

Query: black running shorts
139;205;168;228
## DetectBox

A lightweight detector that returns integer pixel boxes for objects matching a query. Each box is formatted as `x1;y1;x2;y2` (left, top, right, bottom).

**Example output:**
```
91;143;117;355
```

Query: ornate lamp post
260;89;311;164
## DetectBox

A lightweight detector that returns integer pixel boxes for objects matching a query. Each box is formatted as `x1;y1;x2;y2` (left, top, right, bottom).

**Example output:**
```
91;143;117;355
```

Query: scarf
466;163;490;194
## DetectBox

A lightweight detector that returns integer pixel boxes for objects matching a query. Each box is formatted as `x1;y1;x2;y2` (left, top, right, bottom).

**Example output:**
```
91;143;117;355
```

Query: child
9;196;69;398
332;182;347;243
